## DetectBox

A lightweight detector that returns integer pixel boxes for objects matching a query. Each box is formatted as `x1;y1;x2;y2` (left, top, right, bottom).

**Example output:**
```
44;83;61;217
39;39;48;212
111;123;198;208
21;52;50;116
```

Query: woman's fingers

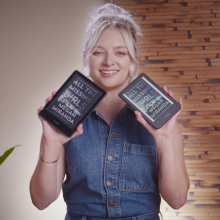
175;98;183;118
134;86;184;137
45;90;56;105
134;111;153;132
37;106;44;114
163;86;174;98
163;85;183;113
38;90;82;142
38;90;56;121
37;106;44;121
45;95;52;105
179;97;183;106
71;123;83;139
168;90;174;98
52;90;56;96
163;85;168;93
134;111;144;124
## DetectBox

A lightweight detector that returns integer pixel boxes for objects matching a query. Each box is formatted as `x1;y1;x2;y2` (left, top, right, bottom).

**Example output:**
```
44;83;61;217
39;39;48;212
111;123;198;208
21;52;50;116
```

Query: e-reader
39;70;106;137
118;73;181;129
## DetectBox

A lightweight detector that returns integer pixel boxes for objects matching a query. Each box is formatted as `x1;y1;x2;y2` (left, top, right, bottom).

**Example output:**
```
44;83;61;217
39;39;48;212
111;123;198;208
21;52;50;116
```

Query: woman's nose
102;54;115;66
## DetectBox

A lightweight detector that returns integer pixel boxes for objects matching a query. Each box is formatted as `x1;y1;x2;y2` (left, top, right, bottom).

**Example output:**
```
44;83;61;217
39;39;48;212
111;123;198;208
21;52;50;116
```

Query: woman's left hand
135;86;189;209
134;85;183;140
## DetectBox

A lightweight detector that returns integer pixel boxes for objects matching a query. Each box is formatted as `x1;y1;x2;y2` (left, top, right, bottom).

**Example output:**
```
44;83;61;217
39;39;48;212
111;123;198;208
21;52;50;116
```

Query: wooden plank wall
114;0;220;219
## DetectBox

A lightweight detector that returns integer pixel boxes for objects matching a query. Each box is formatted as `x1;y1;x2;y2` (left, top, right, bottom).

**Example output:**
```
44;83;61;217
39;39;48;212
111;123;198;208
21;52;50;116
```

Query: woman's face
89;27;132;91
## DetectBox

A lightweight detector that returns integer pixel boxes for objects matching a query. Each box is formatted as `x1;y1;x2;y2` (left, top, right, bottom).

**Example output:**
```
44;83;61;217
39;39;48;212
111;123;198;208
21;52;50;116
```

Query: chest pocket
119;142;158;192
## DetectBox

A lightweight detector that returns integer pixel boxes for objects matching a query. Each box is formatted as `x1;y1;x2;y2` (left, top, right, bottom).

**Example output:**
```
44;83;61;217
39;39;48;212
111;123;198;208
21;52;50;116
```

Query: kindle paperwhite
118;73;181;129
39;70;106;137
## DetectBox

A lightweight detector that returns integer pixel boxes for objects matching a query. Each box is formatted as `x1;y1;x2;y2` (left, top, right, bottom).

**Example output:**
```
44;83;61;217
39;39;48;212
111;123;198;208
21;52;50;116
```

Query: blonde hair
82;3;142;80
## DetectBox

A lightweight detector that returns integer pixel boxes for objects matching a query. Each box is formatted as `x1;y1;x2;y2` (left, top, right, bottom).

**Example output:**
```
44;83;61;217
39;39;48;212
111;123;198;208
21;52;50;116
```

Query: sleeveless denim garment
63;107;161;220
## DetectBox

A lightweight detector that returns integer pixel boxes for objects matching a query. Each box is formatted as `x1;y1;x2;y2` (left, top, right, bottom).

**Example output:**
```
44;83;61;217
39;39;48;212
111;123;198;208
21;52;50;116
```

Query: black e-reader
39;70;106;137
118;73;181;129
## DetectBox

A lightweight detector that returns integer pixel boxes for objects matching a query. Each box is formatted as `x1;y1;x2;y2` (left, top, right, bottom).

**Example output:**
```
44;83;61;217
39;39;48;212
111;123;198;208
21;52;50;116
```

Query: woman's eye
93;51;103;55
117;52;126;56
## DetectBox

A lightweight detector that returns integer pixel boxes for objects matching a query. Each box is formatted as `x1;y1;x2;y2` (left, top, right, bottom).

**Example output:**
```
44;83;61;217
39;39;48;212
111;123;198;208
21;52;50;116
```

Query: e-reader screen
119;73;181;128
40;70;106;136
123;76;173;122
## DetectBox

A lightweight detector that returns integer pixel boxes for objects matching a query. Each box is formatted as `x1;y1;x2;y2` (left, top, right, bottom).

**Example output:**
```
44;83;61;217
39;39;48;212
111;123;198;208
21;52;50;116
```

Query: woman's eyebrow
96;46;128;49
114;46;128;49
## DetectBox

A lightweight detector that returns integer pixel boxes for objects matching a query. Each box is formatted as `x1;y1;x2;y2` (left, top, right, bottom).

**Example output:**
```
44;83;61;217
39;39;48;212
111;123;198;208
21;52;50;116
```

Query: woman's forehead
96;27;127;48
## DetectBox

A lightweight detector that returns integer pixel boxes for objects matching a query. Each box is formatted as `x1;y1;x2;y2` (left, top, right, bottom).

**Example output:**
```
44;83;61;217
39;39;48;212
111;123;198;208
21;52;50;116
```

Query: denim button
109;202;120;207
107;181;112;186
118;112;125;117
108;156;114;161
107;181;116;187
111;133;121;138
107;156;118;161
105;133;109;139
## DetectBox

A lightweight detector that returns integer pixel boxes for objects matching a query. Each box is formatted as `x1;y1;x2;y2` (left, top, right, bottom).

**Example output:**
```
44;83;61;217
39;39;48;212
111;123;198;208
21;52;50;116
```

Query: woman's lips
99;70;119;77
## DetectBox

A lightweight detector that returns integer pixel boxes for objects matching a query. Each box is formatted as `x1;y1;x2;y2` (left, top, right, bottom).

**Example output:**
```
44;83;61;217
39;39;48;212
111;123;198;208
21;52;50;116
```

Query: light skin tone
89;27;132;124
30;27;190;210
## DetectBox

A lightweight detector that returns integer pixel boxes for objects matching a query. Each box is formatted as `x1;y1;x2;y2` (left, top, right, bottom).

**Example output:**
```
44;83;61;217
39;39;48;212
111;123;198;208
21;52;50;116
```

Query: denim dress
63;107;161;220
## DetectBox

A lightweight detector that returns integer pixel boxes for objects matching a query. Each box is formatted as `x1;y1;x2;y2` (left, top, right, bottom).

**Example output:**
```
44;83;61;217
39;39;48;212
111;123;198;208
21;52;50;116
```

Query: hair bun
89;3;142;37
96;3;129;17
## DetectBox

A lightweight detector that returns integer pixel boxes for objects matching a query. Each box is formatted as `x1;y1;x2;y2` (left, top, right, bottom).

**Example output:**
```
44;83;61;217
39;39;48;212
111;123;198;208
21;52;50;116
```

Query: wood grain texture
115;0;220;219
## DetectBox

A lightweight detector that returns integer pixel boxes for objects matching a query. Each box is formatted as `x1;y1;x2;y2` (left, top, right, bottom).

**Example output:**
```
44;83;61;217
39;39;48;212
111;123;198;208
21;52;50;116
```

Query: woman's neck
96;89;127;125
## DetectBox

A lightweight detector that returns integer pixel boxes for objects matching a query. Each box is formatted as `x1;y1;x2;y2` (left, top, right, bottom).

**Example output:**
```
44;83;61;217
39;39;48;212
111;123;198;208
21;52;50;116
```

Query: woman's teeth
100;70;118;74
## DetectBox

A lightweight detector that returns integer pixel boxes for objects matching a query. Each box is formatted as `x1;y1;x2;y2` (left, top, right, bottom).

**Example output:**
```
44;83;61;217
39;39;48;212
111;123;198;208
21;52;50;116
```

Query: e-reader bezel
118;73;181;129
39;70;106;137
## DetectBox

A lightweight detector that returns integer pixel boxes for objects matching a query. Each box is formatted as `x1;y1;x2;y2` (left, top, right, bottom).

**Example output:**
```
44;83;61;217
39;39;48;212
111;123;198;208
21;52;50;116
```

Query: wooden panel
115;0;220;219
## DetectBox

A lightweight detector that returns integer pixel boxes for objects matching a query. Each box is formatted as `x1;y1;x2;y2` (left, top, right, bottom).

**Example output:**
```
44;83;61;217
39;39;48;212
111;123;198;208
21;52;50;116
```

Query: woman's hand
37;90;83;146
134;86;183;140
135;86;189;209
30;90;83;210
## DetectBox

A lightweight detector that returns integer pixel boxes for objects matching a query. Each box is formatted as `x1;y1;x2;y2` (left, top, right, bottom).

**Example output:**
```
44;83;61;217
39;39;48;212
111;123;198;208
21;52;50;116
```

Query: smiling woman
30;3;190;220
89;28;132;91
82;4;142;79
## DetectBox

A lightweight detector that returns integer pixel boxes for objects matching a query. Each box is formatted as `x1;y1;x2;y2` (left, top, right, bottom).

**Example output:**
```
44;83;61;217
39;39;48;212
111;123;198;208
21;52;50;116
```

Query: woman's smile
99;69;119;77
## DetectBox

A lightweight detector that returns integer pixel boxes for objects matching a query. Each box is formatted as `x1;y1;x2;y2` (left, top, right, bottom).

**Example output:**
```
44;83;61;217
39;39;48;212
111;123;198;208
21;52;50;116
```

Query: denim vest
63;107;161;220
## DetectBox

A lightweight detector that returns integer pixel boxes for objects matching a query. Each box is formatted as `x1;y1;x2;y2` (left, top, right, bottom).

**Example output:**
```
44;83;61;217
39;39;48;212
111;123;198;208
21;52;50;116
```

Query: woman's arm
29;91;83;210
155;120;190;209
30;137;66;210
135;86;190;209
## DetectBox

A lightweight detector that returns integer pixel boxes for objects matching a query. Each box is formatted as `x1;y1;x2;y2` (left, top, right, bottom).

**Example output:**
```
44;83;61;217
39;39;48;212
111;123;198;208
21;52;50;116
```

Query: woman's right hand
30;90;79;210
37;90;83;146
